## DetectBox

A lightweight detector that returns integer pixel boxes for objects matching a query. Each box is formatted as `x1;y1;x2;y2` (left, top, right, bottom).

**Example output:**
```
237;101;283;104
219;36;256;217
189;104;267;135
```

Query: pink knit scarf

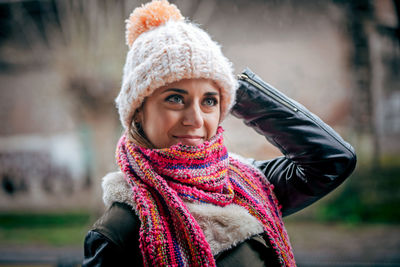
116;127;296;266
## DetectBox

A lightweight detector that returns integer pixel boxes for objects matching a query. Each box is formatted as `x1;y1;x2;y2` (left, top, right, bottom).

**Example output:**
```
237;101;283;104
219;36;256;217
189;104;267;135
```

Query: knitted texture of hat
116;0;237;129
116;127;296;266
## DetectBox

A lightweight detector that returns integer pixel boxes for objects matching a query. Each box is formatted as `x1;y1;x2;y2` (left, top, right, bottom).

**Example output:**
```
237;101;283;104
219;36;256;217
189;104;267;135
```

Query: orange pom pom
126;0;184;48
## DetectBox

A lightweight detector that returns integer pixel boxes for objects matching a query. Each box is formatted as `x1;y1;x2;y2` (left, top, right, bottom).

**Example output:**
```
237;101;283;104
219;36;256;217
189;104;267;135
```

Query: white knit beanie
115;0;237;129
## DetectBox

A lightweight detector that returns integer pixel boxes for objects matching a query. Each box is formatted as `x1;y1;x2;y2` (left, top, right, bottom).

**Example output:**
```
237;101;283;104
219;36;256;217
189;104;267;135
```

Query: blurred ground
0;222;399;267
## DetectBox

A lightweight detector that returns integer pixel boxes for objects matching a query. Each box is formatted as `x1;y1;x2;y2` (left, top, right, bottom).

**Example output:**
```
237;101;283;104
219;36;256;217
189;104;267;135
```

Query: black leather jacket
234;68;356;216
83;68;356;266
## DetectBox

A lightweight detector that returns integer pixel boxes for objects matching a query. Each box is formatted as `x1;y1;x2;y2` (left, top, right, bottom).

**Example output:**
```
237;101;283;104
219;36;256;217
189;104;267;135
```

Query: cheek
206;111;220;137
143;108;178;139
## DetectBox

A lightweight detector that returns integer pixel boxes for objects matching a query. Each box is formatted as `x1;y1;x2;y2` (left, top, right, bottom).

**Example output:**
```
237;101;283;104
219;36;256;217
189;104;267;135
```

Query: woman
83;1;356;266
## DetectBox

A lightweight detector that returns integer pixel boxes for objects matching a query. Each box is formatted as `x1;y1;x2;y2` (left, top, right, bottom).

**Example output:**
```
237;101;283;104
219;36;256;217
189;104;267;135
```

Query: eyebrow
162;88;188;94
162;88;219;96
204;92;219;96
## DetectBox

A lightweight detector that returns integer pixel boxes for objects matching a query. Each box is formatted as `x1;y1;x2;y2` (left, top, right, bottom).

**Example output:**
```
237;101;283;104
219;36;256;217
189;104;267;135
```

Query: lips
173;135;205;146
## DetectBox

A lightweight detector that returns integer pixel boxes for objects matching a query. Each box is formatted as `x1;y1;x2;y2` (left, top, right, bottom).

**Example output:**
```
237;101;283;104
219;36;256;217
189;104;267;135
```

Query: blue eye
203;97;218;106
166;95;184;104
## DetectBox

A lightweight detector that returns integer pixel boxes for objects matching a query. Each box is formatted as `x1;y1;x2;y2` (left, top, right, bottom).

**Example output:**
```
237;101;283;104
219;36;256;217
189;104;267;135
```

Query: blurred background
0;0;399;266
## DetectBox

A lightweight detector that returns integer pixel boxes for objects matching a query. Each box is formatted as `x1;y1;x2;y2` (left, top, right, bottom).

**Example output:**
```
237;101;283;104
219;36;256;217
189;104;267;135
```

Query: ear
133;108;143;124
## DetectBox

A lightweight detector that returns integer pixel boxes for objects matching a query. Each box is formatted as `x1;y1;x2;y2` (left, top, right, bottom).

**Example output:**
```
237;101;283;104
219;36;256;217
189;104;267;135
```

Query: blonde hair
126;112;155;149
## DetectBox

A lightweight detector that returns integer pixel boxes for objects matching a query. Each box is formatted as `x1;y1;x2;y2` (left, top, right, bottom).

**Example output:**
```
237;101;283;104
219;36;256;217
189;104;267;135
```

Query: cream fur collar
102;171;264;255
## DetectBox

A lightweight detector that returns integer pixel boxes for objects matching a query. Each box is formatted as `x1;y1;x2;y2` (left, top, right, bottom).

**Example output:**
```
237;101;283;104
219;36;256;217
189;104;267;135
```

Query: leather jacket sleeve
83;202;142;267
231;68;357;217
83;230;127;267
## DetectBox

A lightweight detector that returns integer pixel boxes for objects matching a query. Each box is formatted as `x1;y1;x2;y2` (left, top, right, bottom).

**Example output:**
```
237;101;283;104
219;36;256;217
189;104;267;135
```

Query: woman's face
136;79;221;149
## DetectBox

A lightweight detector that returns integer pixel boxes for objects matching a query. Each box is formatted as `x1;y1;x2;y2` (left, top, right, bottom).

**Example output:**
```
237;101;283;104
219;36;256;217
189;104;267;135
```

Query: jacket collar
102;171;264;255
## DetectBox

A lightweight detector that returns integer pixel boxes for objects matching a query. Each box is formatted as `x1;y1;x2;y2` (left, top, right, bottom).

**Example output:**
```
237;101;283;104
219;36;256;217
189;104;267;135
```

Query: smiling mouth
173;135;205;146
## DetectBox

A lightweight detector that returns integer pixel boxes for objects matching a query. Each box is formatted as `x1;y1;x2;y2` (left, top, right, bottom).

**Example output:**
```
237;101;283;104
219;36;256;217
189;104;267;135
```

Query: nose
182;102;204;128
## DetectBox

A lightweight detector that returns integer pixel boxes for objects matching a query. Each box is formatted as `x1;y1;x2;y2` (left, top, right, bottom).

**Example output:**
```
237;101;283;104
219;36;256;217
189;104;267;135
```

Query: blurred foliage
0;212;90;228
0;211;93;246
316;159;400;224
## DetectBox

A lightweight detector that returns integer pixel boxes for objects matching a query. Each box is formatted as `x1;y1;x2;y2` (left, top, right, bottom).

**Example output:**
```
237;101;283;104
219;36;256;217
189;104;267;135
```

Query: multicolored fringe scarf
116;127;296;266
